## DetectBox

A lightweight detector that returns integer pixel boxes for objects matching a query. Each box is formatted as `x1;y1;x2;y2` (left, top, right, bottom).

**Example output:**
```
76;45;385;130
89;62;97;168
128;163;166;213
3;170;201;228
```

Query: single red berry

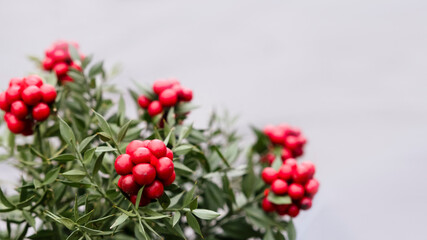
276;204;291;215
118;176;124;188
285;136;300;150
52;49;68;62
300;197;312;210
42;57;55;70
3;112;13;122
261;167;278;184
264;188;270;197
54;63;68;76
155;157;174;180
263;125;275;138
288;183;305;200
147;101;163;116
147;139;167;158
171;84;183;97
5;85;22;104
163;171;176;186
297;135;307;145
6;114;25;134
10;101;28;120
132;163;156;186
126;140;145;156
143;180;164;199
269;128;286;145
293;164;310;184
166;148;173;160
45;46;55;58
40;84;57;103
301;161;316;179
24;75;43;87
9;78;24;87
284;158;297;170
22;86;42;106
152;79;173;95
180;87;193;102
59;75;73;83
262;198;276;212
288;127;301;136
70;62;82;71
281;148;293;161
278;164;293;181
131;147;152;164
150;155;159;167
271;179;288;195
0;92;10;111
120;174;140;195
32;103;50;121
114;154;134;175
287;204;300;217
130;194;150;207
138;95;151;109
159;89;178;107
305;179;319;197
261;153;275;165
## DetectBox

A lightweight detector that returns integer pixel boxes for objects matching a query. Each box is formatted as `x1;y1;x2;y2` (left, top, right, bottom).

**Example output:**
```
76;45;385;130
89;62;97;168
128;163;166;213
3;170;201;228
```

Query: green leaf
271;155;282;171
158;193;171;210
242;155;256;198
183;184;197;207
95;146;116;153
267;193;291;205
77;210;94;225
163;127;175;146
43;167;61;185
189;197;198;210
68;44;81;62
0;188;15;209
186;212;203;238
212;146;231;168
178;124;193;143
135;187;144;208
50;154;76;162
117;120;132;143
79;135;96;153
88;61;104;78
62;170;87;182
110;214;129;229
173;162;194;174
59;117;76;149
169;191;184;208
192;209;220;220
287;220;296;240
93;110;115;142
172;212;181;227
174;144;195;155
263;229;275;240
22;210;36;230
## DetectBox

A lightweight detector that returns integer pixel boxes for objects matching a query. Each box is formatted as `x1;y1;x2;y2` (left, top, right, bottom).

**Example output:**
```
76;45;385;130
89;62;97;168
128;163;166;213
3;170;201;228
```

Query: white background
1;1;427;239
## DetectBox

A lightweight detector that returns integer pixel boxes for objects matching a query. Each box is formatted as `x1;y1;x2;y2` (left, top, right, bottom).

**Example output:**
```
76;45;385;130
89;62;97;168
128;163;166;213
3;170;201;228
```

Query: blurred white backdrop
1;0;427;239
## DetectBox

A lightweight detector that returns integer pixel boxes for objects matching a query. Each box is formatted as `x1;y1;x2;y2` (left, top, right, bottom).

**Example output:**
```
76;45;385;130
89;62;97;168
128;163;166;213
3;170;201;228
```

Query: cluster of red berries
115;139;176;206
261;159;319;217
262;124;307;164
0;76;57;135
42;40;84;84
138;79;193;117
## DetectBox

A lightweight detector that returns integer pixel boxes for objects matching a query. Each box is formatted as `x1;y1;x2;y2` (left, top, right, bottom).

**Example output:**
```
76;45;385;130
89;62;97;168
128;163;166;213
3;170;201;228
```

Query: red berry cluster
115;139;176;206
0;76;57;135
261;159;319;217
138;79;193;117
262;124;307;164
42;40;84;84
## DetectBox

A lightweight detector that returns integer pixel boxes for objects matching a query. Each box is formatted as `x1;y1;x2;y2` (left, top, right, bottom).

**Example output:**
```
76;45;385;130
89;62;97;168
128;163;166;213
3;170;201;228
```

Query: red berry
284;158;297;170
0;92;10;111
32;103;50;121
262;198;275;212
293;165;310;184
6;114;25;134
263;125;275;138
138;95;151;109
269;128;286;145
305;179;319;197
114;154;134;175
281;148;293;161
22;86;42;106
288;183;305;200
163;171;176;186
54;63;68;76
143;180;164;199
166;148;173;160
180;88;193;102
171;84;183;97
264;188;270;197
126;140;145;156
150;155;159;167
261;153;275;165
22;120;34;136
271;179;288;195
52;49;68;62
287;204;300;217
10;101;28;120
152;79;173;95
24;75;43;87
70;62;82;71
5;85;22;104
42;57;55;70
141;140;151;148
301;161;316;179
159;89;178;107
59;75;73;83
147;139;167;158
278;164;293;181
118;176;124;188
40;84;57;103
120;174;140;195
147;101;163;117
131;147;152;164
261;167;278;184
300;197;312;210
155;157;174;180
9;78;24;87
130;194;150;207
132;163;156;186
285;136;300;150
276;204;291;215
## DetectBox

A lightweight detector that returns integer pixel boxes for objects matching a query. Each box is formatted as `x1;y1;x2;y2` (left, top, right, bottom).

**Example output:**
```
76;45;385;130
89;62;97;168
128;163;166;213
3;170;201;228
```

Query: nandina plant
0;41;319;240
